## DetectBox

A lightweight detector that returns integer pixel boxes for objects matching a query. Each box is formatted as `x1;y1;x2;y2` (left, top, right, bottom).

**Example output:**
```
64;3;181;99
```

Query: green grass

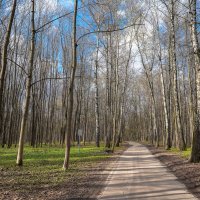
0;144;123;192
169;147;191;159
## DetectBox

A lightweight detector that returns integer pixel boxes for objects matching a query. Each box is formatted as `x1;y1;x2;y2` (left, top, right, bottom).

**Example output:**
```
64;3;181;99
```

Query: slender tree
0;0;17;144
189;0;200;162
95;32;100;147
16;0;35;166
169;0;186;150
63;0;78;170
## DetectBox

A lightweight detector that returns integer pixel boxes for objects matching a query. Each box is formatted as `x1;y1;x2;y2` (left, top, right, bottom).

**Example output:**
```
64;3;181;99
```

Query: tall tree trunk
111;38;120;152
170;0;186;150
188;55;194;147
156;10;170;149
0;0;17;144
189;0;200;162
116;39;132;147
16;0;35;166
105;37;111;148
160;62;170;149
63;0;78;170
95;33;100;147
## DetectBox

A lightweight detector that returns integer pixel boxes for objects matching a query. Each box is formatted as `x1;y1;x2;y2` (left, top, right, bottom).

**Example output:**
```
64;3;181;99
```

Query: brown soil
147;145;200;199
0;145;129;200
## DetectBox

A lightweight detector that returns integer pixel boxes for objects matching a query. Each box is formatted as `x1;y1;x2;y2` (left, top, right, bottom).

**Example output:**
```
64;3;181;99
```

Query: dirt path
98;142;197;200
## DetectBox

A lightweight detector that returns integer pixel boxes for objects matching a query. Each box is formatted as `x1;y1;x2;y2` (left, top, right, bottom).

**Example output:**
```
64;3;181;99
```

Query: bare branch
35;3;108;33
7;58;28;76
76;23;144;44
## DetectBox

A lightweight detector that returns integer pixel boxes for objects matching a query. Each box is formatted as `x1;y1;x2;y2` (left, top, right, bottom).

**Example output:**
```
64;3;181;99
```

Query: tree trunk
0;0;17;143
170;0;186;150
63;0;78;170
159;58;170;149
189;0;200;162
16;0;35;166
95;33;100;147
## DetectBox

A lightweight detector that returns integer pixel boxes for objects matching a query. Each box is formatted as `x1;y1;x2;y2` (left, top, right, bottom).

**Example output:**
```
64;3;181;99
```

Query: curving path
98;142;197;200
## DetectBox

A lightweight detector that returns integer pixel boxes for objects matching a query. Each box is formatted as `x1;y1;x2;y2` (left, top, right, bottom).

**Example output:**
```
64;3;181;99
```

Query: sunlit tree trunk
116;38;132;147
170;0;186;150
16;0;35;166
63;0;78;170
189;0;200;162
160;57;170;149
112;36;120;152
105;37;111;148
95;33;100;147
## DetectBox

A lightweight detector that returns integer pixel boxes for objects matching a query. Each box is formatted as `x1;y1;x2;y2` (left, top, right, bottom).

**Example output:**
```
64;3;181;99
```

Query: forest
0;0;200;199
1;1;200;198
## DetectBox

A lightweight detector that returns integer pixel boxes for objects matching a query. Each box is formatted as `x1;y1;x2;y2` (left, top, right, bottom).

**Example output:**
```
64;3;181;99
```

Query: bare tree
0;0;17;145
63;0;78;170
189;0;200;162
16;0;35;166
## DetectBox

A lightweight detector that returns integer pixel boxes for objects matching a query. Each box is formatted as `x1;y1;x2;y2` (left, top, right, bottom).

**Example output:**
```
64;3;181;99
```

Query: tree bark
189;0;200;162
0;0;17;143
95;34;100;147
170;0;186;150
63;0;78;170
16;0;35;166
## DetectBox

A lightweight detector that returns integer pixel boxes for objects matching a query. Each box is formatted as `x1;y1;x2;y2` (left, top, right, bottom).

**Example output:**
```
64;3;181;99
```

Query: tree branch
76;23;144;44
35;3;108;33
7;58;28;76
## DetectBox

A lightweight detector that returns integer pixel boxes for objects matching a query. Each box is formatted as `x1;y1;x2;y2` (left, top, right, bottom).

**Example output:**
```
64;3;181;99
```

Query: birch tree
189;0;200;162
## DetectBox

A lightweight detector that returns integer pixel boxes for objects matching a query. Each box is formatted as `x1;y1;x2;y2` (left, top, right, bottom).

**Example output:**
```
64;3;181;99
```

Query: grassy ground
169;147;191;159
142;141;192;159
0;143;120;193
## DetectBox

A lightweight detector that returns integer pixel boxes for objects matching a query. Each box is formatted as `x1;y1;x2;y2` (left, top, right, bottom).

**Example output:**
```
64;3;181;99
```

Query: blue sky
59;0;74;9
